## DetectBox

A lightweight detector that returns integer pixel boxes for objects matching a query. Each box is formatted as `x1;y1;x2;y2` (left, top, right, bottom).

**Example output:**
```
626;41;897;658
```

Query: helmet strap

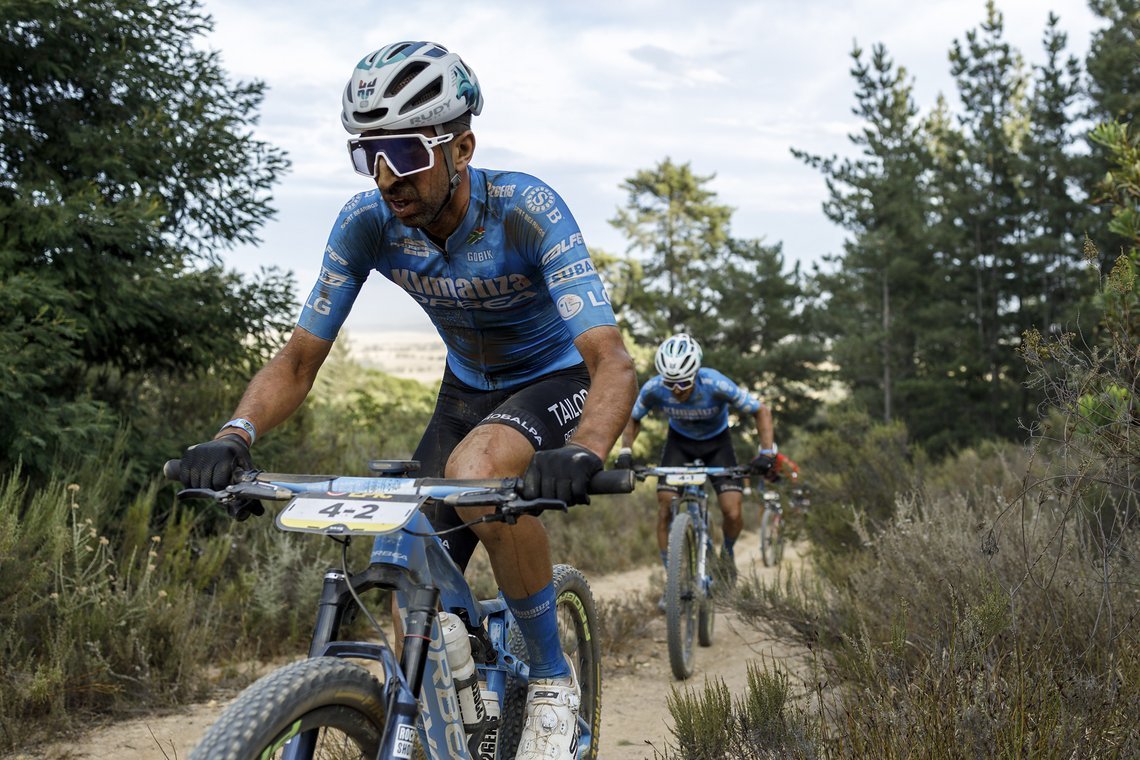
422;123;463;229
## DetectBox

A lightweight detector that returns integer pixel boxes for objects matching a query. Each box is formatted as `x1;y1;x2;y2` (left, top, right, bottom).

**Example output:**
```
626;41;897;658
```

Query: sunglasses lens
348;136;434;177
665;378;693;392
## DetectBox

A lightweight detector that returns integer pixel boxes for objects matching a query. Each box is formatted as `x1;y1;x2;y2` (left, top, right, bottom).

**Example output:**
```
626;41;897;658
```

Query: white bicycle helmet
655;333;702;383
341;41;484;134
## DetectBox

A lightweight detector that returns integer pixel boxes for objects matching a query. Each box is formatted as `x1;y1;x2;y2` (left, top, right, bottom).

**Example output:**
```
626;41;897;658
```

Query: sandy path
12;532;812;760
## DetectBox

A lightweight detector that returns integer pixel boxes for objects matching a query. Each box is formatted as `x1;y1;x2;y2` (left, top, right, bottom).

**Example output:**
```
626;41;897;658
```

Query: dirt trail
13;531;813;760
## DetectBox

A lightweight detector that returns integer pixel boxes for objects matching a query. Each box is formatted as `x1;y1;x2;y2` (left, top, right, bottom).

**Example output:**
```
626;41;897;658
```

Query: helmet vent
354;107;389;121
399;76;442;114
386;62;428;97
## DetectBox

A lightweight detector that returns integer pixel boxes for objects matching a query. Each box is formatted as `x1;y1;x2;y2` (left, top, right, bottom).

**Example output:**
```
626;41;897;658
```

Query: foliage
654;663;817;759
0;0;294;479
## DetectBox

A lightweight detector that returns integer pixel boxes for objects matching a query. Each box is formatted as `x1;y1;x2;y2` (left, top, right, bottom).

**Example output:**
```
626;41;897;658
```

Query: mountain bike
759;484;810;567
164;458;633;760
633;463;750;681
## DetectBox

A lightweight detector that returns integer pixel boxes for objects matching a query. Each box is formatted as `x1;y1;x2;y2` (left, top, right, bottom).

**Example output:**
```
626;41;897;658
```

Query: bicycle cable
334;535;393;650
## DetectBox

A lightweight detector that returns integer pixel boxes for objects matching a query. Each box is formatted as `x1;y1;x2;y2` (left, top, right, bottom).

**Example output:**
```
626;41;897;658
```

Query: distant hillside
343;329;446;386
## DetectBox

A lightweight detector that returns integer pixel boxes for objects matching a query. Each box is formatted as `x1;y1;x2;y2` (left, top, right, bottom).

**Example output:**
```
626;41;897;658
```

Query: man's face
369;128;455;230
665;377;695;402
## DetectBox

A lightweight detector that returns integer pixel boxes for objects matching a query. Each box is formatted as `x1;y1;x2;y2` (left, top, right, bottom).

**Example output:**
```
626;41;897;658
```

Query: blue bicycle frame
260;475;537;760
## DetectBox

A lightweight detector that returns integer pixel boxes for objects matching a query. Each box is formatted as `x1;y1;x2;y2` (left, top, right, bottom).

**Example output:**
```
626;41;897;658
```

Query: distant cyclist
616;333;775;592
176;41;637;760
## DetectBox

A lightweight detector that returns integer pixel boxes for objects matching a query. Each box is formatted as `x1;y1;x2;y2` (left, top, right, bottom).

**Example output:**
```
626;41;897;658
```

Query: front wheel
501;564;603;760
189;657;387;760
760;508;783;567
665;511;698;680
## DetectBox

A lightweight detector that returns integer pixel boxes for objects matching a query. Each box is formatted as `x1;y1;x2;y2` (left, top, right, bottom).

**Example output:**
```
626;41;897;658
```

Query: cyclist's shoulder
476;167;563;210
696;367;735;389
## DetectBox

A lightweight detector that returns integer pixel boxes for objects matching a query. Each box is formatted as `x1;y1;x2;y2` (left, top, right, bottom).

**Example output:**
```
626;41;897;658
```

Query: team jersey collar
443;166;487;252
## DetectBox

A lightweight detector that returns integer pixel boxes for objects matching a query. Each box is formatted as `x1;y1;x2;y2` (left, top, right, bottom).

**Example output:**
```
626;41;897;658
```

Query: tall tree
0;0;294;475
608;158;733;340
794;43;932;429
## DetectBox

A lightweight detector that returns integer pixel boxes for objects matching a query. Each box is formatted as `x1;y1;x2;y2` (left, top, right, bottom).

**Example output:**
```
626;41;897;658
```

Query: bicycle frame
254;475;535;760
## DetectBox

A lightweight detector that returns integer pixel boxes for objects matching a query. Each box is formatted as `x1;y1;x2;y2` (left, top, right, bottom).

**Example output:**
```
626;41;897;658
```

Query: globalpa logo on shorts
557;294;584;320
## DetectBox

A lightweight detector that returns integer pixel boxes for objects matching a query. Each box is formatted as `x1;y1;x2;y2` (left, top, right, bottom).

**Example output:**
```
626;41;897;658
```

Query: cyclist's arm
754;406;775;452
567;325;637;459
215;327;334;444
620;417;640;449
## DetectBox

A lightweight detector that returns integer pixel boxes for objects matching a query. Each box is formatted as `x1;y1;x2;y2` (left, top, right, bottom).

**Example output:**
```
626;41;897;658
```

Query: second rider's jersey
296;167;616;391
632;367;762;440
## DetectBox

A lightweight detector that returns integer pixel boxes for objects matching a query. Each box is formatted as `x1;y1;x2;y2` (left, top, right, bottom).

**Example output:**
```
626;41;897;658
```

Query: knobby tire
188;657;387;760
666;510;698;680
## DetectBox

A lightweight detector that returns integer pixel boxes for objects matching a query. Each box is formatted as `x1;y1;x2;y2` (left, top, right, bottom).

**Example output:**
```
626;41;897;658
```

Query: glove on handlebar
750;453;776;479
523;443;603;506
180;435;265;521
615;448;634;471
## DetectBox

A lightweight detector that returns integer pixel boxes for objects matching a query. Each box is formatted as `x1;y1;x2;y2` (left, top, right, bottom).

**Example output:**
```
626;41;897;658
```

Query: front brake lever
174;487;227;502
498;497;568;524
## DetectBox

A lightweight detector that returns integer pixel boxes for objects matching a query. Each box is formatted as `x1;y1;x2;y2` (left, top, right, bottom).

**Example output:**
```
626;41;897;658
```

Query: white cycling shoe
516;655;581;760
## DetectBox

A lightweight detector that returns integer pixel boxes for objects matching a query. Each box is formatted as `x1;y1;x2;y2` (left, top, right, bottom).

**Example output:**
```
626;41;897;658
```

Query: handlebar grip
589;469;635;494
163;459;181;481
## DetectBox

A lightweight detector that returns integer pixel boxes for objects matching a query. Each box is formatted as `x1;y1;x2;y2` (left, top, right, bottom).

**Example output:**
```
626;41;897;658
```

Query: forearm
216;332;332;444
620;418;640;449
571;338;637;459
756;407;774;451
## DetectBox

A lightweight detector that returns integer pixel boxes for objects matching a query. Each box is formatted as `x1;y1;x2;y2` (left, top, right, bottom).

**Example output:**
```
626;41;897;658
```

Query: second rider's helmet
341;41;484;134
655;333;702;387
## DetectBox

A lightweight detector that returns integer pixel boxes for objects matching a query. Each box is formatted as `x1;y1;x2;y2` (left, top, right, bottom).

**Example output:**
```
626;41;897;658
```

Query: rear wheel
189;657;387;760
665;510;698;680
501;564;603;759
760;508;783;567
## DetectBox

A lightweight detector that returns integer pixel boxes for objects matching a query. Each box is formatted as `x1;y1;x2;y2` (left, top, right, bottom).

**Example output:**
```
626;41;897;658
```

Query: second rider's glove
750;452;776;479
523;443;603;506
615;447;634;471
179;435;265;521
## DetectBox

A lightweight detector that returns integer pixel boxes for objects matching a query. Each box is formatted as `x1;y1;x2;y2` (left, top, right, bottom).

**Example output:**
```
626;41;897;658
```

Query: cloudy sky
201;0;1103;335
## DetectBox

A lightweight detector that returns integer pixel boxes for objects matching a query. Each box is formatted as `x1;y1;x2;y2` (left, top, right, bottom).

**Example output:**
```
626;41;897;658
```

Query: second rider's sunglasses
664;377;695;393
347;133;455;178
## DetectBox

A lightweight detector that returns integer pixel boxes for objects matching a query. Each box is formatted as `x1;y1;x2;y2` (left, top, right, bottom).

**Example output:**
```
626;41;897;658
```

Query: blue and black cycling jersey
297;167;617;391
632;367;762;440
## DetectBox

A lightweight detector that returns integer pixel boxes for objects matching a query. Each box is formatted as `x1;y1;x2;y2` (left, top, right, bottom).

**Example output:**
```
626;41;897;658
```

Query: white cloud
200;0;1103;331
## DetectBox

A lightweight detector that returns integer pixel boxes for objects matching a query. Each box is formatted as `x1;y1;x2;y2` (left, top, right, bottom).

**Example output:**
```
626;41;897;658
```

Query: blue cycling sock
505;582;570;680
723;537;735;556
660;549;669;570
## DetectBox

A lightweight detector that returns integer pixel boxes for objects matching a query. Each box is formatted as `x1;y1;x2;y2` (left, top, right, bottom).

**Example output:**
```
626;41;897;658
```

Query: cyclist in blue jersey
175;41;636;760
616;334;774;592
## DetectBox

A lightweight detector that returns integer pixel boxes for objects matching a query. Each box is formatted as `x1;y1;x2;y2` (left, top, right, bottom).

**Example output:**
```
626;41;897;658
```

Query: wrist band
219;417;257;445
759;448;775;456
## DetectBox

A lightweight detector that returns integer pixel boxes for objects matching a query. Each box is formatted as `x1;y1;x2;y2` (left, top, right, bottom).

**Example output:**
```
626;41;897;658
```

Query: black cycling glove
180;435;265;521
615;448;634;471
522;443;603;506
750;453;776;478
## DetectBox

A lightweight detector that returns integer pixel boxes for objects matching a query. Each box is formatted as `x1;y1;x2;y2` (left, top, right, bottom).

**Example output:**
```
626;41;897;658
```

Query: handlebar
163;460;635;501
632;464;754;481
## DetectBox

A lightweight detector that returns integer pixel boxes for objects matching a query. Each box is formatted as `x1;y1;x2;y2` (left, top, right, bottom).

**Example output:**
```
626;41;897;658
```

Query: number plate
664;472;708;486
275;493;427;535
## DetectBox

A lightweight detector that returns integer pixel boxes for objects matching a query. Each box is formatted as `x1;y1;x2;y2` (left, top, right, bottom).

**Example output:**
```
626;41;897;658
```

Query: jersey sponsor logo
548;389;588;426
306;294;333;316
340;195;363;214
465;226;486;245
400;238;433;258
339;200;380;230
588;287;612;306
512;206;545;237
523;185;556;214
664;405;719;420
467;250;494;262
486;183;516;198
546;259;596;287
557;294;584;320
541;232;585;266
325;245;350;267
546;207;563;224
390;268;537;310
318;267;349;288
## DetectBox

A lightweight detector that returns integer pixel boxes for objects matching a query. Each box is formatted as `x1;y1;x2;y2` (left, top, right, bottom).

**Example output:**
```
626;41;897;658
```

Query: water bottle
477;687;500;760
439;611;486;734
